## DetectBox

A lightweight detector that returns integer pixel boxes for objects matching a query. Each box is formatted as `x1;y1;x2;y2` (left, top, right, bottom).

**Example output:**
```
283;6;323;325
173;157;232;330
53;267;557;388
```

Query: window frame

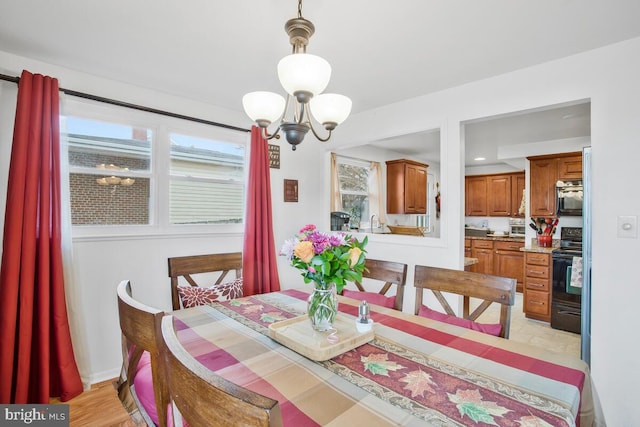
62;97;249;238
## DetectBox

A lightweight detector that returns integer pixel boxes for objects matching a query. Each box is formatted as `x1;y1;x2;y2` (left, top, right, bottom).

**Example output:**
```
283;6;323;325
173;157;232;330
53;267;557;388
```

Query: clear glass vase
307;282;338;332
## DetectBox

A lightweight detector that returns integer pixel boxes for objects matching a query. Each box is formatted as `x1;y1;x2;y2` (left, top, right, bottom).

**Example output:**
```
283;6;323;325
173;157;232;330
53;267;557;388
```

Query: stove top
555;226;582;255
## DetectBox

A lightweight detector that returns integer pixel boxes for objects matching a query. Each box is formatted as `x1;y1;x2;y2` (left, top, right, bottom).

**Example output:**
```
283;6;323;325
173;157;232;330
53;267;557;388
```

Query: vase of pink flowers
281;224;367;331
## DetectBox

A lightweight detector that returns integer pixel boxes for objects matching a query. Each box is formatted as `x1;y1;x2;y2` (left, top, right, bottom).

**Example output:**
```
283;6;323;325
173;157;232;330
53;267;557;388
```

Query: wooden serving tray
387;225;426;236
268;314;374;361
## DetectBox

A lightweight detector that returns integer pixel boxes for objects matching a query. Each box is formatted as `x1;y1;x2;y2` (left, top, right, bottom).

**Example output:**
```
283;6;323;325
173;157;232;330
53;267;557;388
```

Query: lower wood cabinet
468;239;525;288
523;252;552;322
471;239;494;275
494;241;524;292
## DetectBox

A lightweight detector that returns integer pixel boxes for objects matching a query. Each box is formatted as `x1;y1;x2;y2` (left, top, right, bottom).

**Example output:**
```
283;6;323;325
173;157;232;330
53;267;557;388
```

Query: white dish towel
570;257;583;288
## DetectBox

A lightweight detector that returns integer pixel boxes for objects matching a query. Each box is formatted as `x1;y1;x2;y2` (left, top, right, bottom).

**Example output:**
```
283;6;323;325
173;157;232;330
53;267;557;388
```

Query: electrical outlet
617;215;638;238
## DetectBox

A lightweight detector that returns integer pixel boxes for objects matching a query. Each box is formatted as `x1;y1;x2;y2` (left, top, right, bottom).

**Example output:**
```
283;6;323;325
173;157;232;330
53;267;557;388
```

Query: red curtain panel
242;127;281;295
0;70;83;403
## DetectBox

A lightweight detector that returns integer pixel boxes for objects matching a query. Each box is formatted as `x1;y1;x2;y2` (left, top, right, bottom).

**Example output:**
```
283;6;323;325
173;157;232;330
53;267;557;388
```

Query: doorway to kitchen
462;99;591;362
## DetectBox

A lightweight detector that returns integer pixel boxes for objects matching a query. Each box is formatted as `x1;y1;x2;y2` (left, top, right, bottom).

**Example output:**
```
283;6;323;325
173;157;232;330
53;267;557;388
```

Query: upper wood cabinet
511;173;526;218
465;172;525;217
528;152;581;217
487;174;512;216
465;176;488;216
386;159;428;214
529;157;558;217
557;155;583;180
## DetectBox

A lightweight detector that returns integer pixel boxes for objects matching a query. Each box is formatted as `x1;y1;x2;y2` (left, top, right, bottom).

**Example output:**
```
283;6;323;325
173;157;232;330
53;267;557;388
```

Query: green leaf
457;403;499;425
364;362;391;376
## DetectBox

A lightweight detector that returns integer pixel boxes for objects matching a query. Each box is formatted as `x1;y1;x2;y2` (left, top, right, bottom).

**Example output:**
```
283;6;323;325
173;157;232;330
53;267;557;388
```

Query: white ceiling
1;1;637;164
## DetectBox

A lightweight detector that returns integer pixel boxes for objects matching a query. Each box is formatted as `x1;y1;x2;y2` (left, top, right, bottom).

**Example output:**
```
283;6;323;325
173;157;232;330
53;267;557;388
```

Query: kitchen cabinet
494;241;524;292
465;176;488;216
529;157;557;217
386;159;428;214
471;239;494;275
557;155;583;180
511;173;526;218
464;239;473;271
523;252;552;322
528;152;582;217
465;172;525;217
487;174;511;216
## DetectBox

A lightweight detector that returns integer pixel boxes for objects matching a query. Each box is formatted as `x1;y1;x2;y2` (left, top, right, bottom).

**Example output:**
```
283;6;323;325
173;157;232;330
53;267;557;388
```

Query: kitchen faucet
370;214;377;233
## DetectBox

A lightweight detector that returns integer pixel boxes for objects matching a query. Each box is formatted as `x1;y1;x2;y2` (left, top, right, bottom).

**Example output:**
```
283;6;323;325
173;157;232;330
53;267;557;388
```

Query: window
169;133;244;224
61;98;247;232
65;117;152;226
336;157;370;227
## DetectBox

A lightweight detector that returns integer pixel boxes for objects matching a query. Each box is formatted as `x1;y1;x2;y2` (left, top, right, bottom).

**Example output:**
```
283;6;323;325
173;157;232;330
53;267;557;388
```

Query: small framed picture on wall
284;179;298;202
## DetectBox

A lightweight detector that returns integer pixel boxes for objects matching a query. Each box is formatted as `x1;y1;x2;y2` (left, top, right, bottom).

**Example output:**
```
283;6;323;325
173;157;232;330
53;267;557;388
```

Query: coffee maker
330;212;350;231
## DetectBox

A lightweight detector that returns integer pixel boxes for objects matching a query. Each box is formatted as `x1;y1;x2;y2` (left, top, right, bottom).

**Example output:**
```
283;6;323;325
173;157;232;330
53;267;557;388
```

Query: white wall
331;37;640;426
2;36;640;423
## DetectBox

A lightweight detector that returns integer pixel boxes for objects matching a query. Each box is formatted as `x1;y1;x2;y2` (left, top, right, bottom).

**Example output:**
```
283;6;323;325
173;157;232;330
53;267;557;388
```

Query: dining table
171;288;604;426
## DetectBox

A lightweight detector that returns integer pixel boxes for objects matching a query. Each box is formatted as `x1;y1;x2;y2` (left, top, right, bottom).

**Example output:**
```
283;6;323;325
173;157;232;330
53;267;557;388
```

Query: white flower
279;238;298;260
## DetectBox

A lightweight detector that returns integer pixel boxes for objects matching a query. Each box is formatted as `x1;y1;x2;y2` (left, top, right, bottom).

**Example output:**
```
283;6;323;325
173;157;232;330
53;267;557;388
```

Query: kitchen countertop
519;238;560;254
465;235;526;243
464;257;479;266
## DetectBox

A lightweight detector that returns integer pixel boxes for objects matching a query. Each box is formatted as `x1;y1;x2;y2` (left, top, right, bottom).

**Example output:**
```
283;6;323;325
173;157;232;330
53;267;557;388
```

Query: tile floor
475;293;582;358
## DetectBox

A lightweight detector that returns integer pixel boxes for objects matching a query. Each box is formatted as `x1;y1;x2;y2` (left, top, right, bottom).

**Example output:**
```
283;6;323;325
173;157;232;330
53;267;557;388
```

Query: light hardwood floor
50;379;143;427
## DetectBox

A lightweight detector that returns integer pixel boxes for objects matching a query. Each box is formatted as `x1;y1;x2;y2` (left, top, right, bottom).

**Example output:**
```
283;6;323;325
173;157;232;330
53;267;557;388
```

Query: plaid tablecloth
172;289;602;426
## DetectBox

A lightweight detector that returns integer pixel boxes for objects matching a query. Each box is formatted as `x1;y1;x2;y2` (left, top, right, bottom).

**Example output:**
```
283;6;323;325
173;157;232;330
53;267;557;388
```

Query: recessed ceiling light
474;157;486;161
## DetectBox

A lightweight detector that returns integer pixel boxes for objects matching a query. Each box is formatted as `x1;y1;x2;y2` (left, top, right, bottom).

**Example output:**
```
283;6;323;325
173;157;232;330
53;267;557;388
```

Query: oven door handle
556;310;581;317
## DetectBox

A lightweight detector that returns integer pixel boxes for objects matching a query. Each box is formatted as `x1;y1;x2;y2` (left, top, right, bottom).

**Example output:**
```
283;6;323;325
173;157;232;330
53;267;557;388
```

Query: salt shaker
358;300;370;324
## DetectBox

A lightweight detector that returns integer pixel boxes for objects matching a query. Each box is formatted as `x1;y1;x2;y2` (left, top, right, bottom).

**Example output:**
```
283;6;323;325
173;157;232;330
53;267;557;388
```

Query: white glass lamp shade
309;93;352;126
242;91;285;125
277;54;331;97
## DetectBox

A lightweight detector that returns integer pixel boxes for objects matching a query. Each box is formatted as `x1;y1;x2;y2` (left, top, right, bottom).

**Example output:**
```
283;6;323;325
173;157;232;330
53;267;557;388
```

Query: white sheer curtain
368;161;385;225
330;153;343;212
59;95;91;389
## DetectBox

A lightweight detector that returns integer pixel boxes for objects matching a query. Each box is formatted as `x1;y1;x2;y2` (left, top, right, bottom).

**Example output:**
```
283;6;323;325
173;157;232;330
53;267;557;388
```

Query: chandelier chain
298;0;303;18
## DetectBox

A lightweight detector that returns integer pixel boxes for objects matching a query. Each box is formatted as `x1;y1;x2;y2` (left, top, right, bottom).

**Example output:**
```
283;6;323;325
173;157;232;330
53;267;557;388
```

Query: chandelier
242;0;351;150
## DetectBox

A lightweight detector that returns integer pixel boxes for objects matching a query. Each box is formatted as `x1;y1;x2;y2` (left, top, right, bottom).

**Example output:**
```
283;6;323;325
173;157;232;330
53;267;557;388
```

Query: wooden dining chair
116;280;169;427
160;315;283;427
168;252;243;310
413;265;516;338
343;258;408;311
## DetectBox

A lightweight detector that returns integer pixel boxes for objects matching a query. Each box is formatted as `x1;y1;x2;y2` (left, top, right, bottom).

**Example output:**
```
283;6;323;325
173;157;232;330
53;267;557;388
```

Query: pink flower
299;224;316;234
308;266;316;273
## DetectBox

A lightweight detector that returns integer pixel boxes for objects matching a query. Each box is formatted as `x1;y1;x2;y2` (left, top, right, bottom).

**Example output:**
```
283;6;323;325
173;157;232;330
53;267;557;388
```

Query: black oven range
551;227;583;334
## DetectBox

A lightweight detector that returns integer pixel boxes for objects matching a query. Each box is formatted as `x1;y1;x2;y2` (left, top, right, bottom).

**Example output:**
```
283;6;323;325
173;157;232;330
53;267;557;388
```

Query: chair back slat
351;258;408;311
116;280;168;427
168;252;242;310
160;315;283;427
413;266;516;338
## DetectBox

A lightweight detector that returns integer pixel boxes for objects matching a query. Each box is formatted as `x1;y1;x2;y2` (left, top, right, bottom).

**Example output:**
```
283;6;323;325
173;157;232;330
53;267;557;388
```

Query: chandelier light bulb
310;93;352;129
277;54;331;99
242;91;286;127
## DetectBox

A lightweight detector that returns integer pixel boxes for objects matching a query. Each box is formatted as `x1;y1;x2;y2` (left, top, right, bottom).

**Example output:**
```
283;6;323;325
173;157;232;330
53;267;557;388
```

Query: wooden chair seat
116;280;169;427
343;258;407;311
413;265;516;338
168;252;242;310
160;315;283;427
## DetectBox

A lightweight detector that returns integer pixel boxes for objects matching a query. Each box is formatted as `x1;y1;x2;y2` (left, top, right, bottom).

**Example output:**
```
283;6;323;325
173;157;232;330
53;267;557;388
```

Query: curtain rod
0;73;250;133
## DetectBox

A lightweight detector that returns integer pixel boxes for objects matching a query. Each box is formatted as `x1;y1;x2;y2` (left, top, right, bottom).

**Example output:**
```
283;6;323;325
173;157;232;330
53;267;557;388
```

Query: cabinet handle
530;301;545;306
529;270;544;275
528;283;544;288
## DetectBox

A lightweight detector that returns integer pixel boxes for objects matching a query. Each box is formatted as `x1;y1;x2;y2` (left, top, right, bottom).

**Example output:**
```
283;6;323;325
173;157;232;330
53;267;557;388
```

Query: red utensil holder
537;235;552;247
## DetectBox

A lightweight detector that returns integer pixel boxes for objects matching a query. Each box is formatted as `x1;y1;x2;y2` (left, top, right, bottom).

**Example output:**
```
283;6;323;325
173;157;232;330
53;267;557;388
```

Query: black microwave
556;181;583;216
